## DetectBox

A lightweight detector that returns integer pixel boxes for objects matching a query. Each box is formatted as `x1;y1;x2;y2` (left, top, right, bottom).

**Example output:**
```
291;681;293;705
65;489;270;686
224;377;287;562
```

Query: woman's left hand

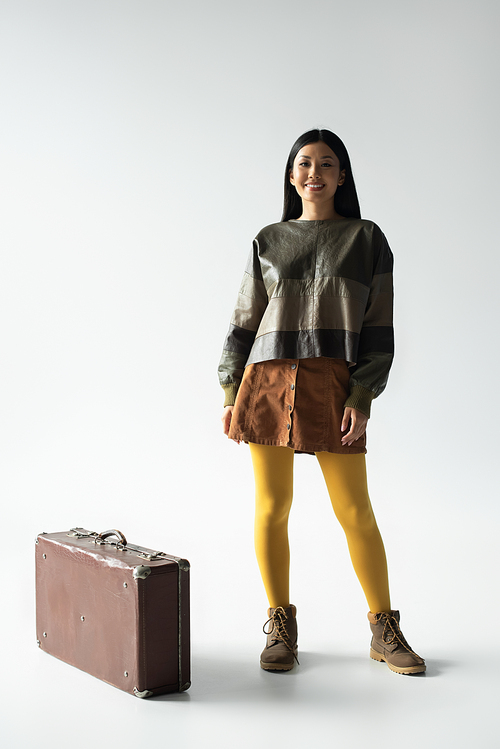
341;407;368;446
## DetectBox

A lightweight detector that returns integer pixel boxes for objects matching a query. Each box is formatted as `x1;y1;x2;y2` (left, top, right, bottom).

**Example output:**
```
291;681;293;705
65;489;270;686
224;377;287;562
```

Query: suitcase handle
96;529;128;546
69;527;188;566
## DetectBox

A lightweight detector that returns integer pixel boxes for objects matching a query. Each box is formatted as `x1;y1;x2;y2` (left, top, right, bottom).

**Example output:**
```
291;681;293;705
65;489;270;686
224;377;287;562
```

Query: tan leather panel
267;276;369;302
239;271;268;302
255;296;313;337
314;294;366;332
314;275;370;302
255;278;368;338
231;292;267;330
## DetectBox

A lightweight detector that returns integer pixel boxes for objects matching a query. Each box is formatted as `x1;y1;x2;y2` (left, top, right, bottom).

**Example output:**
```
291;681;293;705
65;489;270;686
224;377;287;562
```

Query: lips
305;183;325;191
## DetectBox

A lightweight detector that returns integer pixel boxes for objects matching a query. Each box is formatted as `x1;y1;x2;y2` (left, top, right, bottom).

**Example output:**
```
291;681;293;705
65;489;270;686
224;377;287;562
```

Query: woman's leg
315;451;391;613
249;443;295;608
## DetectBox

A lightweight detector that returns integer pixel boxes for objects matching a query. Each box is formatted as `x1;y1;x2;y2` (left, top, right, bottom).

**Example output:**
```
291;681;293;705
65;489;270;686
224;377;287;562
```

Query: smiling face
289;141;346;219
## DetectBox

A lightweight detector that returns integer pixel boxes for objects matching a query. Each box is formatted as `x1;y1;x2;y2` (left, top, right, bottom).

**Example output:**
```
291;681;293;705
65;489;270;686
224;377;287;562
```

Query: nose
308;163;320;179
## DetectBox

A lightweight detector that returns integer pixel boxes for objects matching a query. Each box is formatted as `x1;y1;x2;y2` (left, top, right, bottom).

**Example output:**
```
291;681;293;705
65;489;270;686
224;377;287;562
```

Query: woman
218;129;425;675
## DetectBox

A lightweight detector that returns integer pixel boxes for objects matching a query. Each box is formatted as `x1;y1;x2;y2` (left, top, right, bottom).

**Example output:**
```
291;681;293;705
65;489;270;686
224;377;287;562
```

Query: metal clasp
67;528;98;539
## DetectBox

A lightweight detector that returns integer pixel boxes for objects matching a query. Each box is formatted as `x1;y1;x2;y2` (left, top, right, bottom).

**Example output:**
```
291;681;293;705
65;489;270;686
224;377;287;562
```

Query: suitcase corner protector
133;565;152;580
133;687;154;698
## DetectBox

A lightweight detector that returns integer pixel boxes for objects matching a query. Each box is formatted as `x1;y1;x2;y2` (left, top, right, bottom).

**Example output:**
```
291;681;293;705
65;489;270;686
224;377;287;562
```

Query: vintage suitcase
35;527;190;697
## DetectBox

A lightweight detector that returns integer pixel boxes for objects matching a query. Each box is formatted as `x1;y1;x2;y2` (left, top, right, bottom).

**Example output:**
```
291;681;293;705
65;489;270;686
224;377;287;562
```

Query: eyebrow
297;154;335;160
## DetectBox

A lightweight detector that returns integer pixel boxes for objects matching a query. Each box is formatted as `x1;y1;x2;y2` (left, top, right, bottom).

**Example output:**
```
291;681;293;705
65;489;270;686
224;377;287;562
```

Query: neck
297;204;344;221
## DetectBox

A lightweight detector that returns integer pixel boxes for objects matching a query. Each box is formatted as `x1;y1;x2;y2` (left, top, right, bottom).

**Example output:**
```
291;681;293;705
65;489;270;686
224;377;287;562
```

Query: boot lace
379;612;421;658
263;606;299;665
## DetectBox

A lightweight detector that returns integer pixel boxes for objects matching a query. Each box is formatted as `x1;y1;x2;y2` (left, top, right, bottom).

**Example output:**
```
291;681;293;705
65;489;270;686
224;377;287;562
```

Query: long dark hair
281;129;361;221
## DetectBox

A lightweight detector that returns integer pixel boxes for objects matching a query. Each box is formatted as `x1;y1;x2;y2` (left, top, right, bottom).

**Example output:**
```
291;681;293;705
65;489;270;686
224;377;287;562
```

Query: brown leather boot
368;610;426;675
260;605;299;671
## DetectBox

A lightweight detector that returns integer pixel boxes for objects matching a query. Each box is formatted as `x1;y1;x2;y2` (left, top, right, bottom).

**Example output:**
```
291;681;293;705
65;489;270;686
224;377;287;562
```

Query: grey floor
4;618;497;749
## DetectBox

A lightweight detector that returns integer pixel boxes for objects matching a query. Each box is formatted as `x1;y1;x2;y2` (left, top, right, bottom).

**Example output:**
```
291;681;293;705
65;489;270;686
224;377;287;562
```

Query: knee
255;491;293;526
334;499;376;533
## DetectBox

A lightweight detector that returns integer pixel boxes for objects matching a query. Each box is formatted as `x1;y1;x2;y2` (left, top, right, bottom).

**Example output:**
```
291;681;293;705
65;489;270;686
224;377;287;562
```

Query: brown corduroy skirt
228;356;367;455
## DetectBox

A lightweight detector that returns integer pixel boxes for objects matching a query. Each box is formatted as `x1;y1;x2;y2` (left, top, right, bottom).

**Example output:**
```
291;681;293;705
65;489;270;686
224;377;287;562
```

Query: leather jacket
218;217;394;418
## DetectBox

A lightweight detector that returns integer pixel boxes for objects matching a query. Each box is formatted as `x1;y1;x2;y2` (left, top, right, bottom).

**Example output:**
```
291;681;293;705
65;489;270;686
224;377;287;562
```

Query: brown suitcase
35;527;190;697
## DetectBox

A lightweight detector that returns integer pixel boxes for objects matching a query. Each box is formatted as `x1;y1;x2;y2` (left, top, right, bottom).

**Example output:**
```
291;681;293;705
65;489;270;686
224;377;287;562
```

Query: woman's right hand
221;406;240;443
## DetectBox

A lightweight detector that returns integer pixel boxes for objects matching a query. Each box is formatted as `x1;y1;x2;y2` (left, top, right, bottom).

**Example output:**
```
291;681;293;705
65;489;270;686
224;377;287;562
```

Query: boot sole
370;647;426;675
260;660;295;672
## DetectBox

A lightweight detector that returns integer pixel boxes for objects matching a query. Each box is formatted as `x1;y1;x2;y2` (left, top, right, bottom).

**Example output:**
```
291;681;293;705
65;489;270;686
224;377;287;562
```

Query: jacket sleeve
218;239;268;406
344;228;394;418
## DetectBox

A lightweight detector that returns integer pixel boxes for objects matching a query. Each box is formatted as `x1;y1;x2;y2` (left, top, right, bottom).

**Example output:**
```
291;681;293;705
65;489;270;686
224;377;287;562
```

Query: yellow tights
249;443;391;613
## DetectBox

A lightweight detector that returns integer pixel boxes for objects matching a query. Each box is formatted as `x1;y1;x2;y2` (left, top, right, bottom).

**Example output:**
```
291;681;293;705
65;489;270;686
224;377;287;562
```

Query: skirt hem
232;434;367;456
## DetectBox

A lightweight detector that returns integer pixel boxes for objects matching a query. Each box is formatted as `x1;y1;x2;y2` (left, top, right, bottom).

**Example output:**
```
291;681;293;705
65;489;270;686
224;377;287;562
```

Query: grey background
1;1;498;746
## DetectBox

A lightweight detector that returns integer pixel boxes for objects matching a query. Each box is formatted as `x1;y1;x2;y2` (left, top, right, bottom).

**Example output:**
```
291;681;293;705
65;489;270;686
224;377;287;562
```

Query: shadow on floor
153;649;455;703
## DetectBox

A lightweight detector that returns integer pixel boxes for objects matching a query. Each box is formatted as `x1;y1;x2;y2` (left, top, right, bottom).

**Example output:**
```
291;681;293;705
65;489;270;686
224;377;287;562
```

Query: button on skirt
228;357;367;455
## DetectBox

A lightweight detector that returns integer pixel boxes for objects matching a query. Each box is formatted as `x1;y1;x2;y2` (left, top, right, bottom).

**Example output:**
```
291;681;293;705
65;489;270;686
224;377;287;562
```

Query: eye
322;162;332;167
298;161;310;167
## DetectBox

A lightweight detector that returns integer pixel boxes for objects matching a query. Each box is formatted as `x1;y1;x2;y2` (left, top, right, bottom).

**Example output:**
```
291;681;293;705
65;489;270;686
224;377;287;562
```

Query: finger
222;414;231;435
341;427;355;445
343;423;367;446
341;410;356;443
341;408;351;432
342;422;364;445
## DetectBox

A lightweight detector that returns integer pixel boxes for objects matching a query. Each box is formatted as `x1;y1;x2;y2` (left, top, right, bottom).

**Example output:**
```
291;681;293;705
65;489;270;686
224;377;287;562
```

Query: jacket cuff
344;385;375;418
222;383;239;407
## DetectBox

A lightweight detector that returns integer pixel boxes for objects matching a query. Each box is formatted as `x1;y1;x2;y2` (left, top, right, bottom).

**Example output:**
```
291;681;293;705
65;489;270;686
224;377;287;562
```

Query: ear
338;169;346;186
289;168;295;185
